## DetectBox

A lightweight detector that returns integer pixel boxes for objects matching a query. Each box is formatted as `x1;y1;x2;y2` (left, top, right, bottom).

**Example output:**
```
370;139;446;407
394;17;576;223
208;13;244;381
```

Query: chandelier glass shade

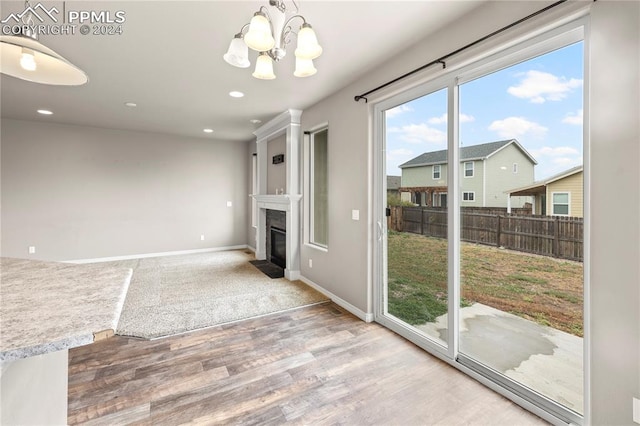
252;52;276;80
223;0;322;79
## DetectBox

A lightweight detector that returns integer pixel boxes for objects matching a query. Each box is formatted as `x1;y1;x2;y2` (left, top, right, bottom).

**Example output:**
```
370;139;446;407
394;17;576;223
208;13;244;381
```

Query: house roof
399;139;538;169
506;165;583;196
387;176;401;190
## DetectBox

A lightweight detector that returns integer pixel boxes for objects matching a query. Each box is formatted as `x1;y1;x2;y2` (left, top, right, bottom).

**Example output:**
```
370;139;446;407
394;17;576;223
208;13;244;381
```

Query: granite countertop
0;257;132;362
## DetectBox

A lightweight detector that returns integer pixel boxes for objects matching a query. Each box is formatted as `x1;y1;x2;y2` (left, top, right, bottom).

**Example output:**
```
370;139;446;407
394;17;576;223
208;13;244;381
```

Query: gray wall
589;1;640;424
298;1;639;424
1;119;249;260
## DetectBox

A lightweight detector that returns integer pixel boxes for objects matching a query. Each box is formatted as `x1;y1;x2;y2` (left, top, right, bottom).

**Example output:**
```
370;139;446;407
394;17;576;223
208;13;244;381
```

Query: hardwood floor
68;303;548;425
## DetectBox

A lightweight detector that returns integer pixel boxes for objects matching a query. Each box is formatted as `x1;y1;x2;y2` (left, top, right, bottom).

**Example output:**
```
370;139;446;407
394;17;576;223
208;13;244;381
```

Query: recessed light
203;128;214;133
37;109;53;115
250;119;262;124
124;102;137;107
229;91;244;98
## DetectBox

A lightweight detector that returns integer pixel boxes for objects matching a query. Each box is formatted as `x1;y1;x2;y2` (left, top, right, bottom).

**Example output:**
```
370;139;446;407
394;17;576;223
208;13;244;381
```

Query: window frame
433;164;442;180
462;191;476;202
513;163;519;174
464;161;474;178
307;125;329;249
251;154;257;228
552;191;571;216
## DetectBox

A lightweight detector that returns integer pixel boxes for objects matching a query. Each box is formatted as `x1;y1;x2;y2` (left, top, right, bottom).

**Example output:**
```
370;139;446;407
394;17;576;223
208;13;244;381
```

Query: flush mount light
250;119;262;124
124;102;137;108
203;128;214;133
229;91;245;98
223;0;322;80
37;109;53;115
0;1;88;85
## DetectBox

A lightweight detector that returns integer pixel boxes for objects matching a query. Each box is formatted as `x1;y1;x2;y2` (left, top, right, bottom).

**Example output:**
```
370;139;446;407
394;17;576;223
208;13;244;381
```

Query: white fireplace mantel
253;110;303;280
254;194;302;212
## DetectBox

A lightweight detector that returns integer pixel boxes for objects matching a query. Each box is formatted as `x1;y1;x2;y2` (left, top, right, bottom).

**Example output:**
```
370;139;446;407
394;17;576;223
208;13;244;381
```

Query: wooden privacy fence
388;206;583;262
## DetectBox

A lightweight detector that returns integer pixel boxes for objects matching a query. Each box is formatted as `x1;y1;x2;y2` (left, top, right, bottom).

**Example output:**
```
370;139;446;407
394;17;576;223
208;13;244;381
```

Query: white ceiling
1;1;484;142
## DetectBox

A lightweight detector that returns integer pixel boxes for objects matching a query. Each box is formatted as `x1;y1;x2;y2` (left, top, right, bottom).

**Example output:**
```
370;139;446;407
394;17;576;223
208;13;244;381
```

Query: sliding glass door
374;20;586;424
382;87;450;350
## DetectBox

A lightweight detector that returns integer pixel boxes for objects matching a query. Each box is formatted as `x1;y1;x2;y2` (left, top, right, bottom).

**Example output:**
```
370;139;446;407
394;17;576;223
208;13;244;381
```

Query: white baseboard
65;245;249;264
246;245;256;253
299;275;374;323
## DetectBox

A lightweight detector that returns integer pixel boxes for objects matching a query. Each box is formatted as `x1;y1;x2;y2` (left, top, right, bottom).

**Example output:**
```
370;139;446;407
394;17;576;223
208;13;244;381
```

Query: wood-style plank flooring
68;303;548;425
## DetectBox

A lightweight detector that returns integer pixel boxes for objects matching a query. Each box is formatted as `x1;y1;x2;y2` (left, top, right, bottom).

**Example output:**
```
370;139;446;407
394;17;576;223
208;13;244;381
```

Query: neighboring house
398;139;537;208
506;165;583;217
387;175;401;198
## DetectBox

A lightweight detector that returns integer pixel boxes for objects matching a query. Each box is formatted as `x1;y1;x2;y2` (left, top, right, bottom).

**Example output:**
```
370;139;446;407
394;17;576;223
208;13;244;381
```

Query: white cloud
386;104;413;118
488;116;548;139
562;109;583;125
388;148;413;157
428;113;447;125
508;70;583;104
532;146;580;157
388;123;446;145
530;146;582;179
427;113;475;125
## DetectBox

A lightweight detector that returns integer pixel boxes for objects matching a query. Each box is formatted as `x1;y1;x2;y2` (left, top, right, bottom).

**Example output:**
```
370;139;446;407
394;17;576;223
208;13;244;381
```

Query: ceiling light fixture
37;109;53;115
124;102;137;108
223;0;322;79
229;91;245;98
0;1;88;85
203;128;214;133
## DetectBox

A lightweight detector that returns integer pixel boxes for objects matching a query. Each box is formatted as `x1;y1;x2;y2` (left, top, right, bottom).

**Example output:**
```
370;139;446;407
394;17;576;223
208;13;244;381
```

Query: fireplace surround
252;109;302;280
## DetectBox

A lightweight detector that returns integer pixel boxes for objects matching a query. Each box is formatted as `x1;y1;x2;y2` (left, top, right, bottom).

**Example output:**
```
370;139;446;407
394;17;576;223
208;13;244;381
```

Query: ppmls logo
1;2;126;36
1;3;59;24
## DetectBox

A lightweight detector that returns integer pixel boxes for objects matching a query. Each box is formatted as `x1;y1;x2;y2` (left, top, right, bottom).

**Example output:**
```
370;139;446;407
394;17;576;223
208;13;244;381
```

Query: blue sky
386;41;584;181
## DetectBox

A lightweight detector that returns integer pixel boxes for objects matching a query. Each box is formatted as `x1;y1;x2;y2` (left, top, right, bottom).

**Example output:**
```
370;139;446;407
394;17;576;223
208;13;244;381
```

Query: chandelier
223;0;322;79
0;1;88;85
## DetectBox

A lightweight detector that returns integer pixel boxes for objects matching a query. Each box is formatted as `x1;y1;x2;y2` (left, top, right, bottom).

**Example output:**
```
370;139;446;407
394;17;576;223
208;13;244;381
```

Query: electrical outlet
28;246;36;254
309;259;313;268
200;235;205;241
633;397;640;424
352;209;360;221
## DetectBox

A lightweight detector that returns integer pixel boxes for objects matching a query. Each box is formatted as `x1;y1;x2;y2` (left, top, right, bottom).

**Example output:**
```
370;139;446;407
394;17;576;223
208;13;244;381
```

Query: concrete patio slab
417;303;583;414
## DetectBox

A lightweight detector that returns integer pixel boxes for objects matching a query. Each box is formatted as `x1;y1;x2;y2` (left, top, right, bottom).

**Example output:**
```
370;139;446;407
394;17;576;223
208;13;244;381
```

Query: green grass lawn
388;230;584;336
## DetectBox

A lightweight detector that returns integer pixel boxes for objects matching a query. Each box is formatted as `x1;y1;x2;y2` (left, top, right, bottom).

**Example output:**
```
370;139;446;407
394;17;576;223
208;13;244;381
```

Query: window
552;192;570;216
513;163;518;174
433;192;447;207
251;154;257;228
462;191;475;202
433;164;441;179
464;161;474;177
309;128;328;247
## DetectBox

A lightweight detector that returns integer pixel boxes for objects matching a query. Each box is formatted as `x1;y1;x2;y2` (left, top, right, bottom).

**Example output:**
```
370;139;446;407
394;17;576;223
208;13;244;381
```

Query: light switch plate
226;201;232;207
352;209;360;221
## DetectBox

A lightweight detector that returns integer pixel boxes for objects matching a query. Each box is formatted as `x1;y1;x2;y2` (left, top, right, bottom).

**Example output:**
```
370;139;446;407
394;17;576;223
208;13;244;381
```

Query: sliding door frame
372;16;589;426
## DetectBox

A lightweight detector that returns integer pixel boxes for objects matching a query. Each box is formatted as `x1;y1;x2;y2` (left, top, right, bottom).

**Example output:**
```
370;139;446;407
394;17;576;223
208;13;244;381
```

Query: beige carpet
103;250;328;339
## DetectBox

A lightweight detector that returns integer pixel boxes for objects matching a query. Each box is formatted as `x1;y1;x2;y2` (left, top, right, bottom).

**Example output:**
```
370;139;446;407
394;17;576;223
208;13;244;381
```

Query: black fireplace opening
270;227;286;269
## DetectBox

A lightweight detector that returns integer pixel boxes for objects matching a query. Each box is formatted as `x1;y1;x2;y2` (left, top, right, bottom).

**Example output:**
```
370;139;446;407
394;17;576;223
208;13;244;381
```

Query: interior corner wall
589;1;640;424
0;119;249;261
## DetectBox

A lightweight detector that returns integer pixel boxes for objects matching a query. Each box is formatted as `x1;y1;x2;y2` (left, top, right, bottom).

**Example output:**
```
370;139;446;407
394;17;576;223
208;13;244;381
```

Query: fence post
496;215;501;248
421;208;425;235
553;216;560;257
